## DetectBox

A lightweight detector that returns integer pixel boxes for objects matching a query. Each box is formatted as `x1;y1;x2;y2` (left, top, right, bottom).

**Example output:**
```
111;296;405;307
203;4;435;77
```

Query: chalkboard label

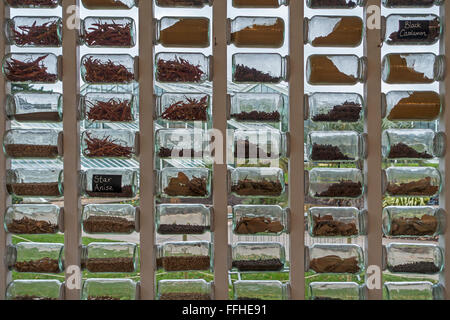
398;20;429;40
92;175;122;193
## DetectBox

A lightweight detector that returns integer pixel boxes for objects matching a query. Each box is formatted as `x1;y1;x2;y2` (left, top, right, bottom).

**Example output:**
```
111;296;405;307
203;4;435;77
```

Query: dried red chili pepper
86;98;133;122
84;21;133;47
84;133;133;158
5;54;57;83
12;21;60;46
83;57;134;83
157;57;204;83
161;96;208;121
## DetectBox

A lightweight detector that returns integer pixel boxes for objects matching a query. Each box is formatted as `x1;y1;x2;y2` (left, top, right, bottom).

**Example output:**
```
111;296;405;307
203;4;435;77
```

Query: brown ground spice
160;18;209;47
312;17;363;47
83;216;135;233
384;54;432;84
7;217;58;234
5;144;59;158
86;257;135;272
8;183;61;197
390;214;437;236
231;18;284;47
233;0;281;7
13;112;61;122
309;56;357;84
14;257;60;273
81;0;131;9
162;256;211;271
387;92;441;121
310;255;360;273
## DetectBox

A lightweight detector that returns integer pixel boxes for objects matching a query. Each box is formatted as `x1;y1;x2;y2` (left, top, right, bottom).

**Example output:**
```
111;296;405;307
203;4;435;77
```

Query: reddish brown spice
234;64;281;83
157;57;205;82
161;96;208;121
86;98;133;122
231;110;281;122
84;133;133;158
164;172;207;197
6;0;58;6
84;21;133;47
5;54;57;83
12;21;60;46
83;57;134;83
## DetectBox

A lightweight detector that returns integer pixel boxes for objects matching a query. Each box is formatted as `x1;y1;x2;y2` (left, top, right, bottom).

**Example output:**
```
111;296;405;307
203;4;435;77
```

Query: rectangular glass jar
81;54;136;84
82;168;138;198
155;0;212;7
81;92;136;123
306;0;365;8
307;207;367;238
384;243;443;274
382;0;443;8
4;0;61;8
82;129;138;159
84;242;137;273
307;244;365;275
233;280;287;300
384;282;443;300
6;280;63;300
155;52;211;83
82;204;137;234
306;92;364;123
233;205;287;235
156;92;211;123
383;91;442;122
8;242;64;273
307;168;364;199
307;54;366;85
82;279;138;300
6;168;63;197
233;0;288;7
307;131;363;162
156;204;211;235
232;53;287;84
81;0;136;9
6;92;62;122
233;129;286;161
3;129;62;159
6;16;62;47
5;204;61;234
383;14;441;45
155;128;207;160
230;167;285;198
155;17;210;48
3;53;59;83
384;167;441;197
230;93;284;123
305;16;363;47
158;167;211;198
309;282;365;300
229;17;285;48
81;17;136;48
231;242;285;272
157;280;212;300
158;241;212;272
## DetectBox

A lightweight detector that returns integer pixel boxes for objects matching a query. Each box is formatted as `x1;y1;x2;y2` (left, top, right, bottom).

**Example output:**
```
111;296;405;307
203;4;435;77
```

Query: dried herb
86;258;134;273
14;258;60;273
84;133;133;158
164;172;207;197
5;144;59;158
312;102;362;122
315;181;362;198
312;17;363;47
232;259;283;271
231;18;284;48
159;18;209;47
234;216;284;234
7;217;58;234
232;179;283;197
312;215;358;237
388;143;432;159
86;98;133;122
6;0;59;6
83;57;134;83
83;216;135;233
162;256;210;271
231;110;280;122
161;96;208;121
5;54;57;83
234;140;275;159
387;92;441;121
8;183;61;197
388;18;440;44
387;177;438;196
391;261;439;274
12;21;60;46
390;215;437;236
310;256;360;274
157;224;207;234
311;144;353;161
158;147;202;158
84;21;133;47
234;64;281;83
157;57;205;82
160;293;211;300
86;185;133;198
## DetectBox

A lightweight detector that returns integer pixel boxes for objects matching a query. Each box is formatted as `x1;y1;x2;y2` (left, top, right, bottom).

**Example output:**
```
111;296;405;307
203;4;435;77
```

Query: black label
398;20;430;40
92;175;122;193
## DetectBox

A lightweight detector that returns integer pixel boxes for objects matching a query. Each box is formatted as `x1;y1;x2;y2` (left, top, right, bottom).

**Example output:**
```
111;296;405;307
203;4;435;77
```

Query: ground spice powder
387;92;441;121
312;17;363;47
309;56;357;84
384;54;432;83
231;18;284;47
159;18;209;47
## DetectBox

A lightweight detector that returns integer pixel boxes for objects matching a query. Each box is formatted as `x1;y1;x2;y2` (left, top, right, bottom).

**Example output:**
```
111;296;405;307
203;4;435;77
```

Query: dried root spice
164;172;207;197
234;216;284;234
14;257;60;273
12;21;60;46
83;216;135;233
312;215;358;237
232;179;283;197
8;183;61;197
310;144;353;161
231;110;281;122
391;261;439;274
231;18;284;47
390;215;437;236
310;255;360;274
315;181;362;198
86;185;134;198
161;96;208;121
312;102;362;122
388;18;440;44
384;54;432;83
387;177;438;196
86;258;135;273
159;18;209;47
312;17;363;47
5;144;59;158
234;64;281;83
387;92;441;121
157;224;207;234
309;56;357;84
160;293;211;300
162;256;211;271
388;143;432;159
7;217;58;234
232;259;283;271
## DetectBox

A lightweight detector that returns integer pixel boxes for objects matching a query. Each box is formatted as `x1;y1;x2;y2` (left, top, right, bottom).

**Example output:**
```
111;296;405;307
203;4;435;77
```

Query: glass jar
382;206;445;237
3;129;62;159
305;16;363;47
382;129;445;160
305;92;364;123
82;168;138;198
81;129;137;159
6;280;63;300
309;282;365;300
4;0;61;8
229;17;285;48
384;243;443;274
158;241;212;272
82;204;137;234
81;17;136;48
84;242;137;273
306;0;365;8
232;53;287;84
230;93;284;123
6;168;63;197
81;54;136;84
6;16;62;47
81;92;136;123
233;0;288;7
307;207;367;237
156;204;211;235
158;280;212;300
382;0;443;8
155;52;212;83
383;167;441;197
231;242;285;272
81;0;136;9
155;17;210;48
158;167;211;198
233;280;287;300
82;279;137;300
383;91;442;122
384;282;444;300
383;14;441;45
307;54;367;85
155;128;207;160
307;131;363;162
308;168;364;199
8;242;64;273
5;204;61;234
156;93;211;122
156;0;213;7
2;53;59;83
233;129;286;160
6;92;62;122
230;167;285;198
233;205;287;235
306;244;365;274
382;53;445;84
